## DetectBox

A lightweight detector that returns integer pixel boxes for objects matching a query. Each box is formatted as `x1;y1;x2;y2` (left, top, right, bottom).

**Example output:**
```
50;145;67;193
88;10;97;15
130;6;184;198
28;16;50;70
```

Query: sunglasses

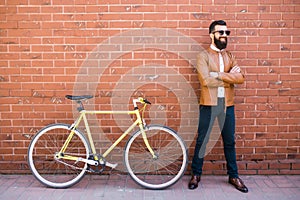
212;30;231;36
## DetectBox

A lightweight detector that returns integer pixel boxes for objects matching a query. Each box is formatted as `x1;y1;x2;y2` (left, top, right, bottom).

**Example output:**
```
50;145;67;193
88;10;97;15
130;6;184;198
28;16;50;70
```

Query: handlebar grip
137;97;151;105
143;99;151;105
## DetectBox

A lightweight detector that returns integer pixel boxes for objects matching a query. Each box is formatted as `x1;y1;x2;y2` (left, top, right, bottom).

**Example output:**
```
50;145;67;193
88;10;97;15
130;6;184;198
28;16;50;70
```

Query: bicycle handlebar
139;97;151;105
133;98;151;109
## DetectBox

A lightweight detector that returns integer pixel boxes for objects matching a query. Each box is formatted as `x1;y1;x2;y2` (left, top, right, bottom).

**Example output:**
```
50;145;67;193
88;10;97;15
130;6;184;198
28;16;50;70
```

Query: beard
214;36;227;50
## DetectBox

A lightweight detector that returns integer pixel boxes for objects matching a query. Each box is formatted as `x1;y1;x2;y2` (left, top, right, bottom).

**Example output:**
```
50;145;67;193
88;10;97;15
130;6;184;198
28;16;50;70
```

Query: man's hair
209;20;227;34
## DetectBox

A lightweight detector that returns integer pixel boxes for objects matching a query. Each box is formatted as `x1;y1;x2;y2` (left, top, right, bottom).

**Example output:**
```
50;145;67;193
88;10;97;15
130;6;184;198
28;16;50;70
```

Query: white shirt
210;44;225;98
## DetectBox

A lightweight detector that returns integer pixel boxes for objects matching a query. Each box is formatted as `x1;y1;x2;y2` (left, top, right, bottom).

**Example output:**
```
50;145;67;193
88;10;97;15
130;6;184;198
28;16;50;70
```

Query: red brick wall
0;0;299;174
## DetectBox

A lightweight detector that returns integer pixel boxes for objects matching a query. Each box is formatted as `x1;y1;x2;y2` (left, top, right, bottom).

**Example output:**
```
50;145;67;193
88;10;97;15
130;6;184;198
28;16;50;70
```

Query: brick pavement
0;174;299;200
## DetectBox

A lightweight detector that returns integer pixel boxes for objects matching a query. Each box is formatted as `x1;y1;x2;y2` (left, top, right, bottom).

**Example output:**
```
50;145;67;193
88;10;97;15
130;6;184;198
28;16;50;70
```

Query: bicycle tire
27;123;90;188
124;125;188;189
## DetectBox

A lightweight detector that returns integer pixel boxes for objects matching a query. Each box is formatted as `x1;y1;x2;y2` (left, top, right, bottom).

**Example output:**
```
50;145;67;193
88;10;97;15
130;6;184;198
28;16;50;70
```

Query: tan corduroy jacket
196;47;245;106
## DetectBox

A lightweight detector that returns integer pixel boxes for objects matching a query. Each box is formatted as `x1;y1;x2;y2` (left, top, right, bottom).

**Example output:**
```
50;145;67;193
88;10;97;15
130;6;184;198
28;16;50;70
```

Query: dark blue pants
191;98;238;178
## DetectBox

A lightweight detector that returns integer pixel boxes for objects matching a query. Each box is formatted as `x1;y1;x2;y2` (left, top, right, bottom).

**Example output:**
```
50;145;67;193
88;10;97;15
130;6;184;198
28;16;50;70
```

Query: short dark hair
209;20;227;34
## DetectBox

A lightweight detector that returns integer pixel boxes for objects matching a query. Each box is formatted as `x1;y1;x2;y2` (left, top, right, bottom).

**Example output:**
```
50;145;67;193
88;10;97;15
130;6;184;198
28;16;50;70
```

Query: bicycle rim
28;124;90;188
124;125;188;189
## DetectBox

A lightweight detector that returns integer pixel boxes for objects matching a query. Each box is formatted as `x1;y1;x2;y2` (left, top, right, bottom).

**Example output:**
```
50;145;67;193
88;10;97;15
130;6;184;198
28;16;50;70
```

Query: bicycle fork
132;106;157;159
139;124;158;159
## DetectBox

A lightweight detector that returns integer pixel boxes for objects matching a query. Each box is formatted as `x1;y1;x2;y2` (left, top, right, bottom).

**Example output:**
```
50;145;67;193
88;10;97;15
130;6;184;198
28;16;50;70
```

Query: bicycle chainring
87;154;106;173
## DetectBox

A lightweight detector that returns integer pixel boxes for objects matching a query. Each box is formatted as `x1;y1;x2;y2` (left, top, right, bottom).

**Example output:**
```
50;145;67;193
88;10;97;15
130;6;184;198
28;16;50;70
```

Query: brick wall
0;0;299;175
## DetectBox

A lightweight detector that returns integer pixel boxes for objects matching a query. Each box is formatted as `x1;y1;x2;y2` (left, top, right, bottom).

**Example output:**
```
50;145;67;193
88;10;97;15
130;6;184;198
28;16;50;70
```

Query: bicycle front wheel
27;123;90;188
124;125;188;189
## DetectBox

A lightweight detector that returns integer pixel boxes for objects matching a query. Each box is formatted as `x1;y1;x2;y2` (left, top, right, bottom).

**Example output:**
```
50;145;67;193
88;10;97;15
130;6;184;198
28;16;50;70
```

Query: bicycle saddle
65;95;94;101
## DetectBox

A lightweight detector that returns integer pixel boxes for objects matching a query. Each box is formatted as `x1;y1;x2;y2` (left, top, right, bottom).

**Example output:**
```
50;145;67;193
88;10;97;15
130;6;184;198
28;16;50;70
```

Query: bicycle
27;95;188;189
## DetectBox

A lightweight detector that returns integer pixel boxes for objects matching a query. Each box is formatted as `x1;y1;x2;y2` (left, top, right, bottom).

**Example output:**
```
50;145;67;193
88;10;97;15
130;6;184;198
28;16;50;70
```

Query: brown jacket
196;47;245;106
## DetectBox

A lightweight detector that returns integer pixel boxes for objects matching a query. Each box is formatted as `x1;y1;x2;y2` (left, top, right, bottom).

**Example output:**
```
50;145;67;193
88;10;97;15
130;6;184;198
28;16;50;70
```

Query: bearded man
188;20;248;193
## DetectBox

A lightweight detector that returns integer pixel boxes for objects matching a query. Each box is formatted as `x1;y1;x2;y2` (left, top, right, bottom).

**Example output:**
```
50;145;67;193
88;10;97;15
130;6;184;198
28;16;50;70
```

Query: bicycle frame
56;100;156;167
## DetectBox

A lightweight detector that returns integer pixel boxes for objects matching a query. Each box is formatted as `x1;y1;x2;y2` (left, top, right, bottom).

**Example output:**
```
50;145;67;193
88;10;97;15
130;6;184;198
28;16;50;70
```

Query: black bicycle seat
65;95;94;101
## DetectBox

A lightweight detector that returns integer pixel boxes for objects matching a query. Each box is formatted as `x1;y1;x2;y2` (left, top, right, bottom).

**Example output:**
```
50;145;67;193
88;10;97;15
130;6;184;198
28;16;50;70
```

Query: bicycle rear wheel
27;123;90;188
124;125;188;189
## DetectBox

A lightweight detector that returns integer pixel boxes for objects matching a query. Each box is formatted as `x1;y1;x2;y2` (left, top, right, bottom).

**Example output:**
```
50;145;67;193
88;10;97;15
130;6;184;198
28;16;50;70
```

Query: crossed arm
197;52;245;87
210;65;245;84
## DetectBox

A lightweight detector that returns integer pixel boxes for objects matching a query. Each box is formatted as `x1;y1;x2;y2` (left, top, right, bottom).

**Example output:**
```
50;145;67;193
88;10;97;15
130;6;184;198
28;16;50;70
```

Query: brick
258;170;280;175
41;6;63;13
6;0;28;5
288;140;300;146
269;162;291;170
247;162;268;170
245;140;266;147
277;147;298;154
0;21;18;29
292;163;300;170
266;139;288;147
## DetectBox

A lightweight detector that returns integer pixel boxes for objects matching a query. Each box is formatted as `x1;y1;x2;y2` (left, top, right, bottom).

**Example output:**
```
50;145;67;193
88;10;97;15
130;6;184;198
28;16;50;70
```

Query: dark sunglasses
212;30;231;36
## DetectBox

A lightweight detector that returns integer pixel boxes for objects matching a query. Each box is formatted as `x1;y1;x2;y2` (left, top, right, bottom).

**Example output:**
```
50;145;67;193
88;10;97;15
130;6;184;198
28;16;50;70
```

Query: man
188;20;248;193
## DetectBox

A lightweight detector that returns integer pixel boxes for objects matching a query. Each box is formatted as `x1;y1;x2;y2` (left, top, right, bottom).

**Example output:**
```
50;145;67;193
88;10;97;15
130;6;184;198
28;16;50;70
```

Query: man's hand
210;72;219;78
230;66;241;73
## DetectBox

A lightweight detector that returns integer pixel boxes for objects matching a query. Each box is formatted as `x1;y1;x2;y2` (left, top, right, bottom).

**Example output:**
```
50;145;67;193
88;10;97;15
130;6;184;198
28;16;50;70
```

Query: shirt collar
210;44;224;53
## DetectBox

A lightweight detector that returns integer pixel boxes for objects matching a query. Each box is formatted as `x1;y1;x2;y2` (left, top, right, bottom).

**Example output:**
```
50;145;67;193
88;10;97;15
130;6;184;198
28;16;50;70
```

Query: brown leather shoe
188;175;201;190
229;177;248;193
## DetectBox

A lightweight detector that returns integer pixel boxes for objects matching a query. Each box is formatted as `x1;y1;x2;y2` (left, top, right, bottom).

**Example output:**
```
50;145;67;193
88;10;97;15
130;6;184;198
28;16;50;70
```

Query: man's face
210;25;230;50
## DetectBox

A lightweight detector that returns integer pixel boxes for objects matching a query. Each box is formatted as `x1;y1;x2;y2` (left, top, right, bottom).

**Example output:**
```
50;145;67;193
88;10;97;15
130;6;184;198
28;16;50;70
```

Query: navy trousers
191;98;238;178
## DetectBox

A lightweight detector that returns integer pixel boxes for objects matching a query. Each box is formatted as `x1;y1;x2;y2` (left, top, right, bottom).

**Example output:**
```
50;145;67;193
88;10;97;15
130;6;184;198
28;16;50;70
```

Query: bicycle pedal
106;162;118;169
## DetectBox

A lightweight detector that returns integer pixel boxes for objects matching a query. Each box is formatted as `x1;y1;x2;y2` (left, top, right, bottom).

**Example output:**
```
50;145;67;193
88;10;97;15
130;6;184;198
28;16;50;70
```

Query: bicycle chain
56;158;93;173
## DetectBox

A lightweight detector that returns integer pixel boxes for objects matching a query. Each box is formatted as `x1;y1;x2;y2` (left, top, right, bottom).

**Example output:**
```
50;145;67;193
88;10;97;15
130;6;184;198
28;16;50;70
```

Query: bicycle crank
87;154;118;173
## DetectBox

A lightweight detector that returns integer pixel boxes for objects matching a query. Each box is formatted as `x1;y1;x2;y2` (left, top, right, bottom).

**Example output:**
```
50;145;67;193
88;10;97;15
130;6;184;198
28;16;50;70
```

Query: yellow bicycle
28;95;188;189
